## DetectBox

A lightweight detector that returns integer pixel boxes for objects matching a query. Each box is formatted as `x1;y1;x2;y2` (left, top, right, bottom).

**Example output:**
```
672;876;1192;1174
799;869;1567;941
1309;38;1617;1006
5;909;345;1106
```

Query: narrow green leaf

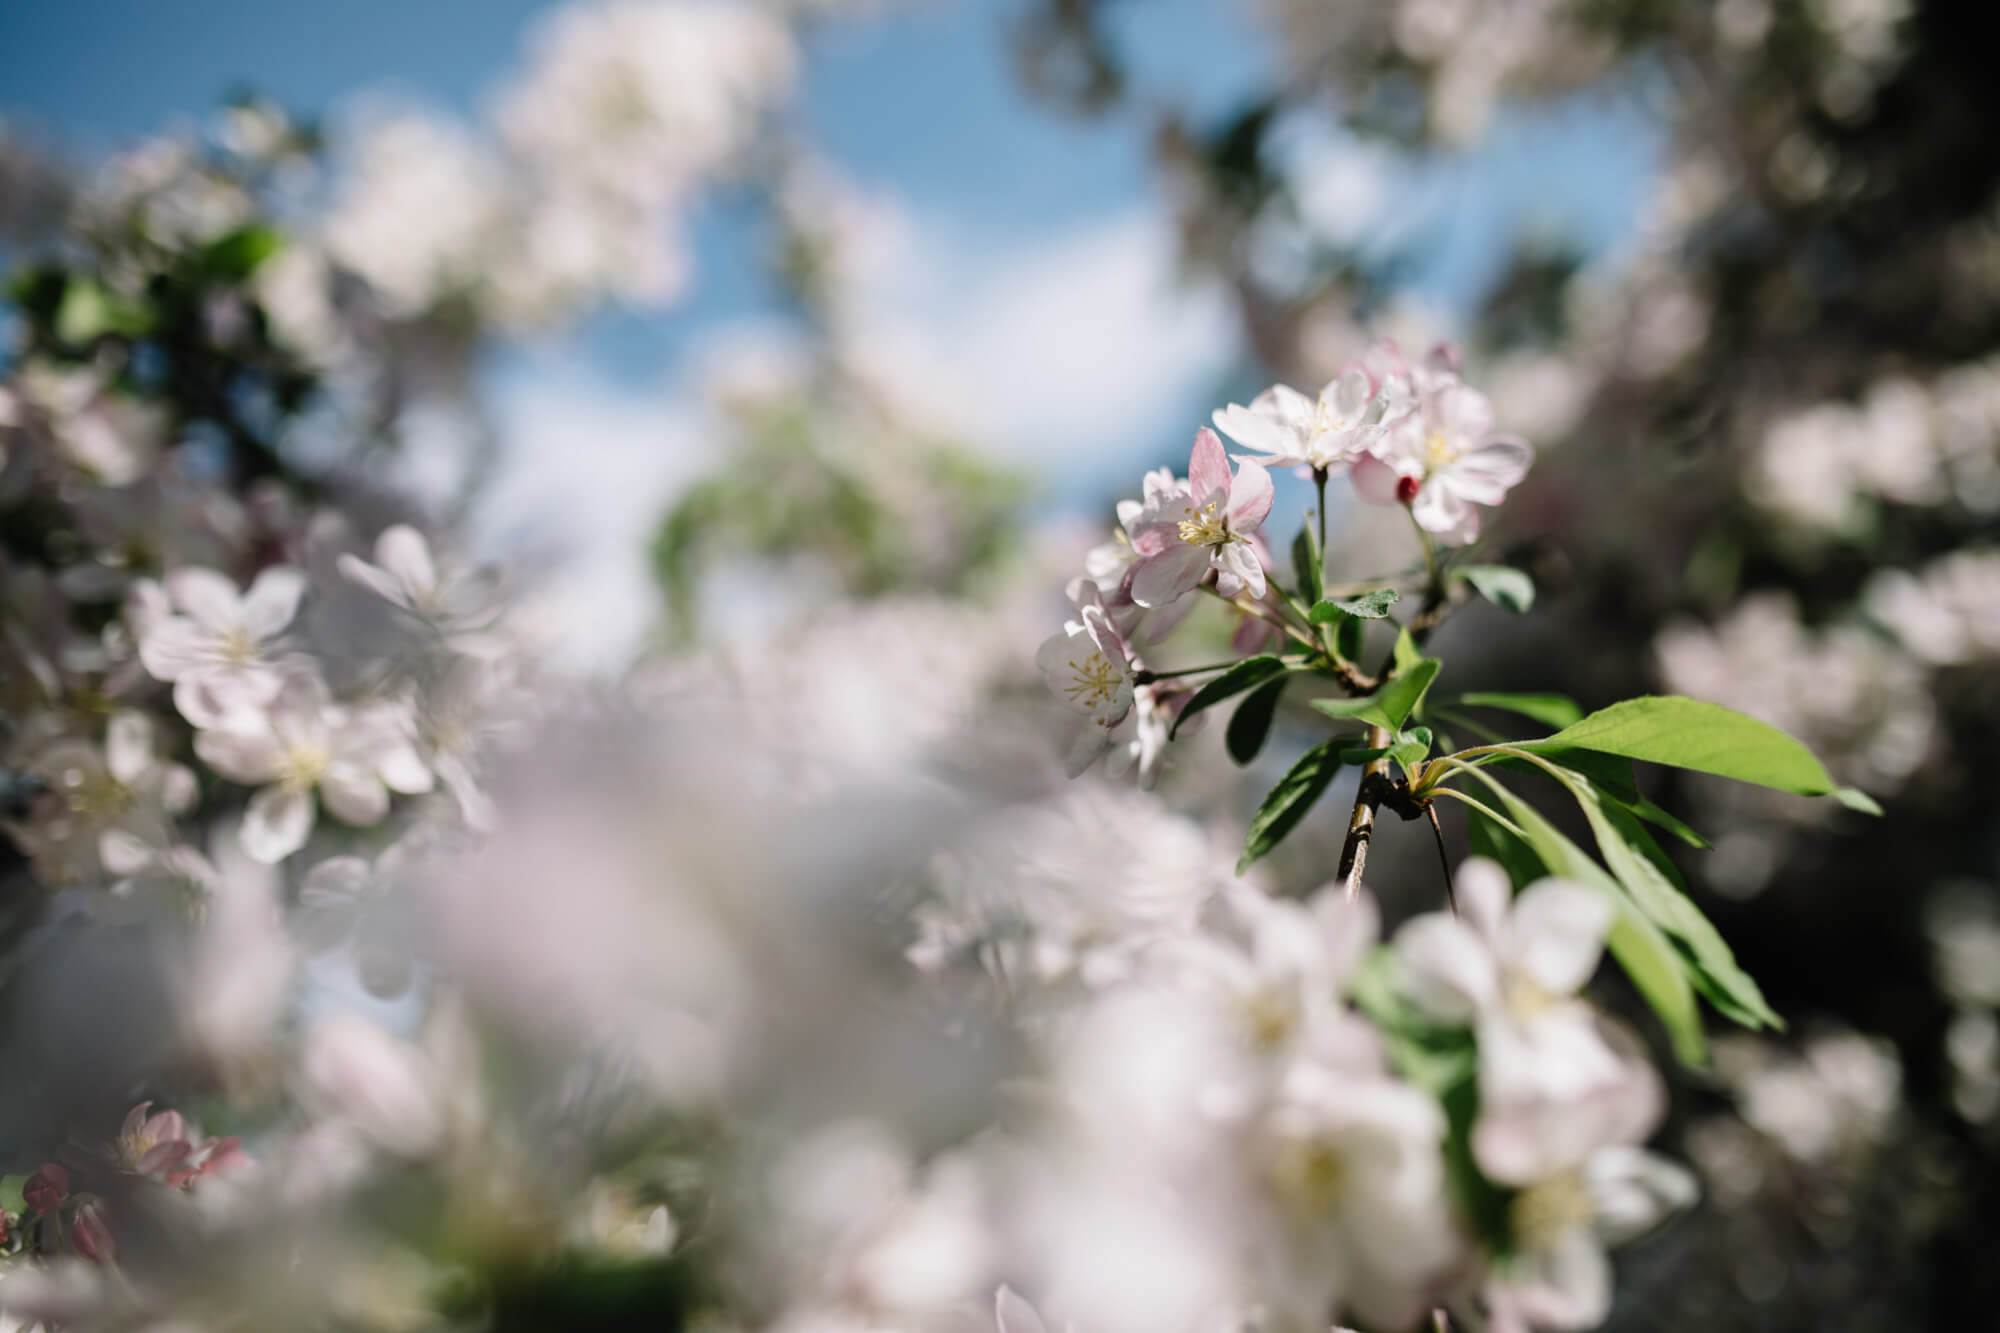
1527;695;1837;795
1291;527;1322;606
1237;740;1348;873
1171;656;1288;739
1547;765;1780;1030
1630;796;1711;849
1312;588;1400;621
1392;626;1424;673
1308;658;1441;734
1374;657;1441;730
1335;613;1367;663
1455;691;1583;730
1226;675;1288;765
1462;802;1546;890
1457;564;1535;613
1835;786;1884;815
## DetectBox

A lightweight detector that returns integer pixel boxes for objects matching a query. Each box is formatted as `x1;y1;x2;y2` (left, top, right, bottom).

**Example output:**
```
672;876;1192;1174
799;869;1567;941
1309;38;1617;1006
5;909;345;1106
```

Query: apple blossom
1393;859;1660;1184
1129;428;1273;606
134;564;308;728
1036;581;1137;776
1352;381;1533;545
1212;366;1381;472
194;669;434;863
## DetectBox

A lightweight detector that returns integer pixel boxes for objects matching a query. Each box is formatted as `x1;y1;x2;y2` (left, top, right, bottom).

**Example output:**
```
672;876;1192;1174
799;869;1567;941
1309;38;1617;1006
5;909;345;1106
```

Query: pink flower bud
23;1164;69;1215
71;1201;115;1264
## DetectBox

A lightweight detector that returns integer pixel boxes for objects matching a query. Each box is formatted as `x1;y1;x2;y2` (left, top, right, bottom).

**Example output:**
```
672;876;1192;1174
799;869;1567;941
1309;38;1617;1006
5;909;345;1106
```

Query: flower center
1423;430;1460;472
1244;987;1298;1048
1176;500;1236;548
218;626;259;666
1062;650;1125;713
1271;1135;1348;1215
280;743;331;794
1502;974;1557;1020
1509;1167;1594;1254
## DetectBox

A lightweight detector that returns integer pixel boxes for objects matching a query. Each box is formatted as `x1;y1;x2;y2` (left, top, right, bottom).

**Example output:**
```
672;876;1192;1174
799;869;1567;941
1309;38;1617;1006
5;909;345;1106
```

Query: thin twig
1426;802;1456;913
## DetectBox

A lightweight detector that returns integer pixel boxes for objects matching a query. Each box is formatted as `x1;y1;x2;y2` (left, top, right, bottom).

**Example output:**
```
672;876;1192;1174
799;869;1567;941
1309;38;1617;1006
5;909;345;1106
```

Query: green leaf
1454;691;1583;730
1463;802;1547;891
1335;613;1367;663
0;1175;25;1216
1629;796;1711;849
1291;527;1322;606
1312;588;1400;621
1457;564;1535;613
1392;626;1424;673
1171;656;1289;739
1526;695;1837;796
1543;762;1780;1031
1238;739;1348;873
1835;786;1884;815
54;277;152;344
1457;768;1707;1065
1308;658;1441;735
199;224;284;280
1226;675;1288;765
1387;725;1433;773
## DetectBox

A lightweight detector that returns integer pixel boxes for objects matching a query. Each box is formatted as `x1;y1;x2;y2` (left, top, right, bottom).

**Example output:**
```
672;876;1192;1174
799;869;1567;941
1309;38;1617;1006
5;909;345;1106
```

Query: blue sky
1;0;1660;666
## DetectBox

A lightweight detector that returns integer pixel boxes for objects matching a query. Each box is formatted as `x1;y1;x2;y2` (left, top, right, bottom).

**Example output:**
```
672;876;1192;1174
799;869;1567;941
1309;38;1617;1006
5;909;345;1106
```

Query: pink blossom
1352;381;1532;546
1129;428;1274;606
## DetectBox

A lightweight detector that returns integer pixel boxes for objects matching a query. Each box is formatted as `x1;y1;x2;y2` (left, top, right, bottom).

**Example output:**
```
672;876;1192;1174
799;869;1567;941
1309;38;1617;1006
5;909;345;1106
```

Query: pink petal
1349;452;1407;507
1188;426;1231;504
1130;545;1211;608
1225;458;1273;532
239;566;306;639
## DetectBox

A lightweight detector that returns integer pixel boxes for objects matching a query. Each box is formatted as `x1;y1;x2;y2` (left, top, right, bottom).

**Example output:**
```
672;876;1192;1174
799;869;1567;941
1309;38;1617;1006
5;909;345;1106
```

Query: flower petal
321;765;390;826
1505;878;1614;997
241;785;315;863
195;724;287;785
166;567;243;631
1188;426;1231;504
1212;403;1298;460
137;617;209;682
105;711;154;786
1225;458;1273;532
375;526;436;597
239;566;307;640
1349;452;1407;507
1586;1146;1698;1244
1130;545;1210;608
1394;913;1500;1023
1447;434;1534;503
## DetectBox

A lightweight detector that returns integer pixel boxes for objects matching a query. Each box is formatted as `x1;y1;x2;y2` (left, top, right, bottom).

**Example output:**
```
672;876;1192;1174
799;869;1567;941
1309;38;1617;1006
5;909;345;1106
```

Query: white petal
996;1286;1052;1333
1586;1146;1698;1244
137;618;209;682
338;554;412;609
1212;402;1299;460
1510;1228;1612;1329
1411;476;1474;538
1505;879;1614;997
166;567;242;631
239;565;307;639
100;828;155;876
375;742;435;796
374;526;437;597
1453;857;1513;943
320;766;390;826
1445;435;1534;504
1393;913;1500;1023
105;712;154;786
194;724;287;785
241;785;315;863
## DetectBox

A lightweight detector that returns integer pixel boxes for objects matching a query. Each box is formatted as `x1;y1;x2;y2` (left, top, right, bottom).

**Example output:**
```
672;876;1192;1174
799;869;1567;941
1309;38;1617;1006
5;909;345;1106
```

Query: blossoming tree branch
1036;339;1877;1330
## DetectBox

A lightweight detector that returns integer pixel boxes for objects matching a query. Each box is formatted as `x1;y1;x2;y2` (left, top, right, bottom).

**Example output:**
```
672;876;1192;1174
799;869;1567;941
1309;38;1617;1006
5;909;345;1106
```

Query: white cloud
477;202;1237;673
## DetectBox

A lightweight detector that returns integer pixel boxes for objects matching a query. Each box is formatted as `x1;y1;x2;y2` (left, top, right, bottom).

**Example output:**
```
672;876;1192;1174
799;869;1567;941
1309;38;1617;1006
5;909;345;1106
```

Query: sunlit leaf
1456;564;1535;613
1527;695;1837;795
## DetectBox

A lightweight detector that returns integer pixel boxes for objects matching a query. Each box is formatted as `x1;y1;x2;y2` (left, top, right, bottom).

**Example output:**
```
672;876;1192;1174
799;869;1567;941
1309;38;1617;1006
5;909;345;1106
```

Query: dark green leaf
1171;656;1289;739
1237;740;1348;873
1335;613;1367;663
1455;691;1583;730
1526;695;1838;796
1312;588;1400;621
1457;564;1535;613
1291;527;1322;606
1226;675;1287;765
1387;725;1433;772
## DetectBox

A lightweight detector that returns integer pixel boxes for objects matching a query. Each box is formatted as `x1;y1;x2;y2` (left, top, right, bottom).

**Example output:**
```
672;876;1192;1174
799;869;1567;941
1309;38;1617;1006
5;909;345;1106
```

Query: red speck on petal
1395;475;1422;504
